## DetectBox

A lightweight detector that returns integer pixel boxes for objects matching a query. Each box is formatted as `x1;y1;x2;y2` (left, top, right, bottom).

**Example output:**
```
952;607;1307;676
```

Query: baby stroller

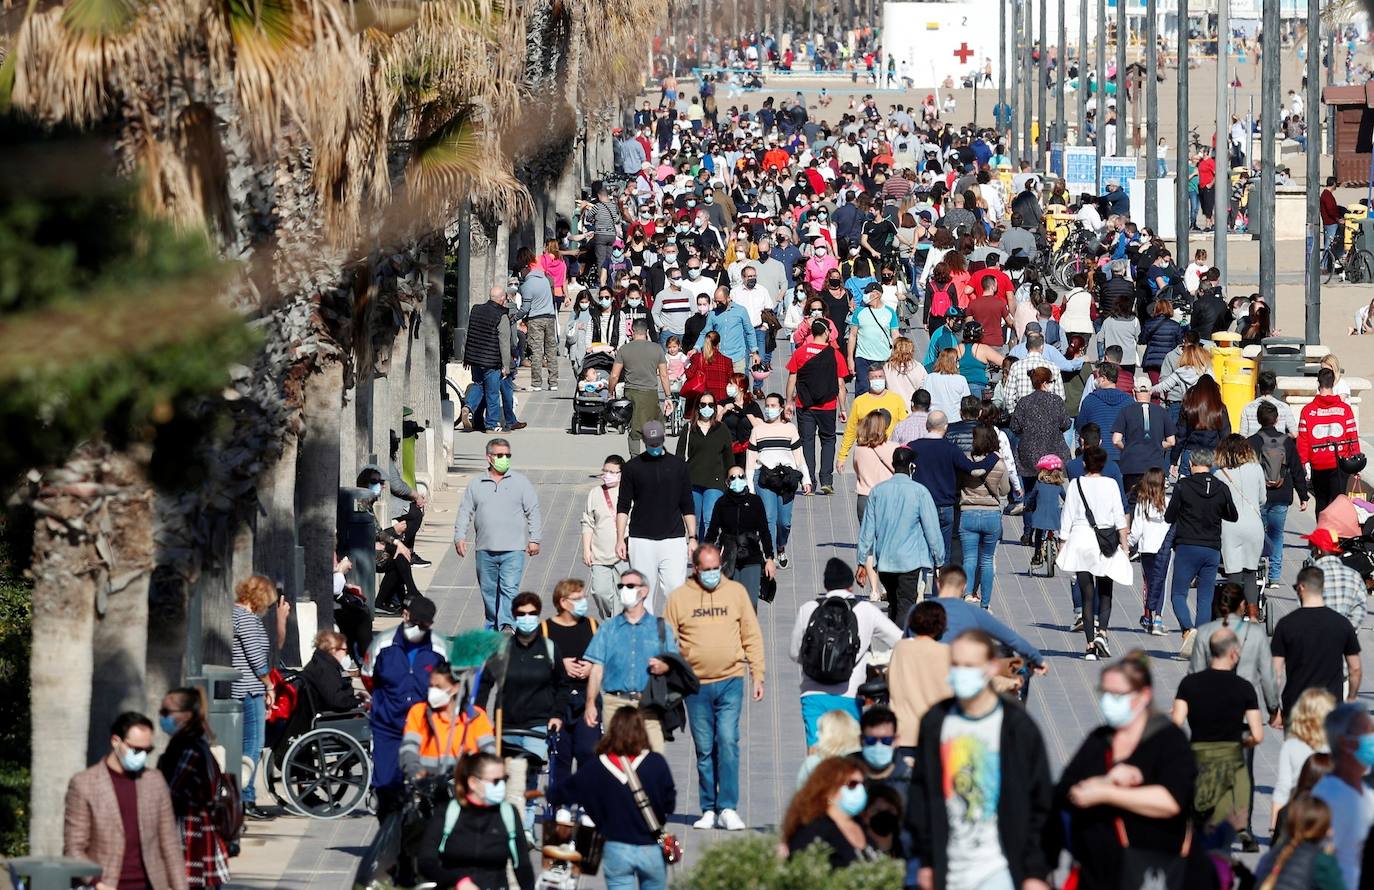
571;351;615;435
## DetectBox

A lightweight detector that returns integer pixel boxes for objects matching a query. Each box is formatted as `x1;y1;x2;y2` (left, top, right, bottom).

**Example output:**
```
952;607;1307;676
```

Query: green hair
447;629;506;671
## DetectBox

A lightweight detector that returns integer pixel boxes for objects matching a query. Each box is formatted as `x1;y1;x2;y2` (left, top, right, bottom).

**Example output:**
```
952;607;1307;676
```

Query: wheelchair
266;683;373;819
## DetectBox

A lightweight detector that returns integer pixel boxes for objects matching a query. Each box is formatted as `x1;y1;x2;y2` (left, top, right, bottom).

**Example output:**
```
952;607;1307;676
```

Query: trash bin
9;857;102;890
1221;355;1257;429
338;485;378;614
1258;336;1307;379
188;664;243;777
1211;331;1241;381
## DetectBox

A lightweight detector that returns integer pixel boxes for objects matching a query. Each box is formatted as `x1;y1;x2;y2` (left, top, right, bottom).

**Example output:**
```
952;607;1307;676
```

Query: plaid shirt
1315;555;1367;630
1238;395;1297;437
1003;351;1064;413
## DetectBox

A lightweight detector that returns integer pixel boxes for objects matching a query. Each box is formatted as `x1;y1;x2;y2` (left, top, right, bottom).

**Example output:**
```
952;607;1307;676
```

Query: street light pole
1078;0;1088;146
1096;0;1106;188
1012;0;1022;166
1176;0;1189;259
1305;6;1321;341
1115;0;1126;156
1259;0;1277;307
1038;0;1048;158
1145;0;1158;229
1057;0;1067;145
1215;0;1229;278
1000;0;1008;145
1024;0;1035;160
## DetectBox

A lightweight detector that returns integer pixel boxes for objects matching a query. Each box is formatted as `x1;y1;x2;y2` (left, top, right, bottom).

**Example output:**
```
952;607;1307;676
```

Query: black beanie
823;558;854;591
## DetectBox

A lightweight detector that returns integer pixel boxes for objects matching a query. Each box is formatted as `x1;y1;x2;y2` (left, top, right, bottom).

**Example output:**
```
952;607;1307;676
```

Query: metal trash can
187;664;243;778
1221;356;1257;429
1258;336;1307;379
338;486;378;614
9;857;102;890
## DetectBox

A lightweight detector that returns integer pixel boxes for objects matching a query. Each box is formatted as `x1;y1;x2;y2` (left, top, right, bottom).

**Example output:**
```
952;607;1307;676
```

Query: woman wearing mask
400;657;497;781
1139;298;1184;385
539;238;569;313
1269;689;1336;835
1056;446;1131;660
720;371;763;467
746;393;812;569
1052;652;1210;889
805;238;839;291
293;631;364;721
1171;375;1230;476
544;579;602;774
548;708;676;890
675;391;735;538
791;295;840;347
157;687;231;888
566;290;597;369
882;336;927;404
851;410;898;523
419;752;535;890
1152;342;1213;431
230;574;281;819
958;425;1011;609
686;329;735;408
707;465;776;607
608;286;657;346
796;710;862;786
783;757;881;868
681;292;712;352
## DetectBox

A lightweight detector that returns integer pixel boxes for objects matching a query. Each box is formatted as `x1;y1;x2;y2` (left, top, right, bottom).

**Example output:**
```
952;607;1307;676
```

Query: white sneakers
693;809;746;830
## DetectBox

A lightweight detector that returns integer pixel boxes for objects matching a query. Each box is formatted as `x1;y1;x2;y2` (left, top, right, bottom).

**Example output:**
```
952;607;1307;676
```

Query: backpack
798;596;862;684
206;743;245;856
441;799;520;863
1258;430;1287;489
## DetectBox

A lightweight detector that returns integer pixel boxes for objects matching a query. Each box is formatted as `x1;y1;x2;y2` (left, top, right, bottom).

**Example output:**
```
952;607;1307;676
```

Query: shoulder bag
1106;749;1192;890
621;757;683;864
1076;479;1121;557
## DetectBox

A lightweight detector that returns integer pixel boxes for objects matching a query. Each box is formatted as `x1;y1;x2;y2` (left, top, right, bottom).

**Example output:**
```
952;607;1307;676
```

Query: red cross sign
953;42;974;64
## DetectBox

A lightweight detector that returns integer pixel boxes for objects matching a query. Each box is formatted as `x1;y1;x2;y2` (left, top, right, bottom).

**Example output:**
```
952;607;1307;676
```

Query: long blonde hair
809;710;860;758
1178;343;1211;373
856;410;889;448
887;336;916;372
1288;688;1336;752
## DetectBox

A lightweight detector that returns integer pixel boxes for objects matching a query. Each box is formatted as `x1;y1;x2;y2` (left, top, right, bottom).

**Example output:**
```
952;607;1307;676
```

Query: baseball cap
642;420;666;447
863;281;882;294
1023;321;1043;334
612;238;625;248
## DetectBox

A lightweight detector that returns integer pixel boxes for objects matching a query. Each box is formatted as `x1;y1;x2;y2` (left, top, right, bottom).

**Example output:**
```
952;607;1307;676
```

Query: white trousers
626;536;689;614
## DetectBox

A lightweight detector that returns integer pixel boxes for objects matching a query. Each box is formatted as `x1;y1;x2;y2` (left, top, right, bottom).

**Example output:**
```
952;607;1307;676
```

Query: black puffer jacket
1139;314;1184;369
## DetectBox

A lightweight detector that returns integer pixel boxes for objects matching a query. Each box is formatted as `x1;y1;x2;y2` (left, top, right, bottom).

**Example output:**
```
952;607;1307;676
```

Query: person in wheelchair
268;631;366;765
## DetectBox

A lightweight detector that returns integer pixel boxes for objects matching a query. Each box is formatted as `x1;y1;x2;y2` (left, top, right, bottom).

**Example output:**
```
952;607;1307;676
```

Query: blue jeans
241;694;265;804
692;486;724;540
603;840;667;890
756;326;773;366
476;549;528;630
1171;544;1220;631
800;693;860;747
1261;502;1289;581
1141;526;1175;614
754;471;795;550
853;355;874;396
959;509;1002;607
735;561;763;609
936;504;955;564
463;366;518;429
685;677;744;812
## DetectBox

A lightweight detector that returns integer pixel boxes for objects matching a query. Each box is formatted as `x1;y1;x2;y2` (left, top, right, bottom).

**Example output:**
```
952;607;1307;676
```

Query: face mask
490;455;511;474
1099;692;1139;728
577;302;590;310
427;687;453;709
705;195;715;204
688;268;702;280
482;779;507;806
827;278;841;287
728;477;747;493
695;302;709;314
698;568;722;589
698;405;717;419
725;384;739;398
1356;734;1374;768
369;483;383;497
598;297;612;308
676;224;690;233
819;212;829;220
763;406;783;421
810;309;823;319
514;615;540;635
403;623;427;643
744;279;759;290
120;746;149;774
159;715;180;736
664;254;679;265
627;298;643;308
687;200;697;208
601;471;621;487
613;250;624;259
571;598;589;618
862;742;895;770
645;445;665;457
948;666;989;700
837;782;868;817
617;280;630;290
338;653;357;672
618;586;641;609
869;378;887;394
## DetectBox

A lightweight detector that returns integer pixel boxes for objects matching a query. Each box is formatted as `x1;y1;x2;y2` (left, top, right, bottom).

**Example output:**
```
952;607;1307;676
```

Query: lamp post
1095;0;1106;188
1078;0;1089;146
1215;0;1229;278
1114;0;1126;156
1305;7;1321;341
1258;0;1277;306
1145;0;1158;229
1176;0;1189;258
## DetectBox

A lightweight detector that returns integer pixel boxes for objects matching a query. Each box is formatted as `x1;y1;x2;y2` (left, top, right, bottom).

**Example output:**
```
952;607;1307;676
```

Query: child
1184;248;1209;294
577;367;609;402
664;336;689;391
1128;468;1172;636
1025;455;1066;567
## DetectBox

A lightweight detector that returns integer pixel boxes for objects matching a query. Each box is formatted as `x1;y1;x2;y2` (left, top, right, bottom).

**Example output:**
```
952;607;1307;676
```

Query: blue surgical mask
728;477;748;493
1099;692;1139;728
763;406;782;421
862;742;895;770
646;446;665;457
514;615;540;635
698;569;722;589
369;483;383;497
483;779;507;806
837;782;868;816
948;666;988;700
1356;734;1374;768
571;598;589;618
158;715;180;736
120;746;149;774
698;404;716;419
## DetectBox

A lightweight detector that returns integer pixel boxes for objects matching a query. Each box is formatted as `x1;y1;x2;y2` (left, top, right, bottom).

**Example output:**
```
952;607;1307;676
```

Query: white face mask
870;378;887;393
403;623;426;643
618;585;642;609
427;687;453;709
337;653;357;672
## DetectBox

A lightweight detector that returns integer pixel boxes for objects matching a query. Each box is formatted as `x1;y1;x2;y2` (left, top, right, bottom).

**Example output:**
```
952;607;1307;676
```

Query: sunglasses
843;778;865;790
728;474;746;481
861;735;895;748
157;708;187;717
514;609;539;617
617;584;642;593
123;742;155;754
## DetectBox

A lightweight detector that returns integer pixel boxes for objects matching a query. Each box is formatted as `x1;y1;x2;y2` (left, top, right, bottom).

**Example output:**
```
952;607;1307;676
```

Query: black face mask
867;811;899;837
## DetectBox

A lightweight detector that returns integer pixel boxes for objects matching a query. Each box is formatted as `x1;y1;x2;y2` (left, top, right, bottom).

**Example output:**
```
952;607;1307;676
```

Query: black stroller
571;351;615;434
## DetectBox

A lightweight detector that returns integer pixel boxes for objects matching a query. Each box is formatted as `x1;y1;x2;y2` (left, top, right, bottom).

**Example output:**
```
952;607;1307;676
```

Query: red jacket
1320;188;1343;226
1297;393;1359;470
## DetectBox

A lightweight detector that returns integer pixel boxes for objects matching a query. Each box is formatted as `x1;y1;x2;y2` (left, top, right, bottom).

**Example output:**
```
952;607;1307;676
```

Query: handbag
758;463;803;494
621;757;683;864
1075;479;1120;558
1116;816;1191;890
681;356;707;398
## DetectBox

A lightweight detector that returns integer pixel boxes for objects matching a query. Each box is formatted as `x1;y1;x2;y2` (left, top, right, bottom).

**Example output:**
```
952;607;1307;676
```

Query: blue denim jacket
856;475;945;573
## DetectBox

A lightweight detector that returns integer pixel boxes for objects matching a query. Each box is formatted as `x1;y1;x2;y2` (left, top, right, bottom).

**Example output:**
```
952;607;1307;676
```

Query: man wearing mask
906;630;1054;890
664;544;766;832
754;235;789;305
582;569;680;752
609;319;675;455
857;446;944;624
645;237;680;297
833;189;866;255
701;285;759;373
616;420;696;612
362;594;449;817
786;318;850;496
837;366;909;469
652;265;693;348
64;712;187;890
454;438;543;631
513;246;558;392
1312;703;1374;889
847;282;898;396
729;265;776;369
770;229;803;293
581;455;628;619
701;185;729;230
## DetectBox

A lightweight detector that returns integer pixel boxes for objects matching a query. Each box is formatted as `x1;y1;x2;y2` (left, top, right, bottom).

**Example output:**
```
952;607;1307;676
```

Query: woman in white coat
1214;434;1268;622
1056;445;1132;660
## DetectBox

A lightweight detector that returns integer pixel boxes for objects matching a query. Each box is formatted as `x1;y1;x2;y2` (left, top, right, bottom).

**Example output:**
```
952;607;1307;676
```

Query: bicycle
1321;223;1374;285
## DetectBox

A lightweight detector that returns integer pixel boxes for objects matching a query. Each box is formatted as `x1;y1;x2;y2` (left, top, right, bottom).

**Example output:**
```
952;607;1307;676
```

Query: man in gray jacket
514;247;559;391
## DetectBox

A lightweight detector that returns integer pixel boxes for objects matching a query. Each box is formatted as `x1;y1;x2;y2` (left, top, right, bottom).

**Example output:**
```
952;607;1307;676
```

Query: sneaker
1094;635;1112;658
1151;616;1167;636
460;405;474;432
507;422;528;431
1138;613;1151;632
1179;628;1198;659
777;550;790;569
1084;648;1098;661
819;484;834;495
244;804;274;821
549;384;558;392
717;809;747;831
1020;532;1034;547
1237;829;1260;853
531;385;544;392
1070;612;1084;633
410;555;433;568
374;601;404;616
692;811;717;830
1265;579;1282;590
1008;502;1025;515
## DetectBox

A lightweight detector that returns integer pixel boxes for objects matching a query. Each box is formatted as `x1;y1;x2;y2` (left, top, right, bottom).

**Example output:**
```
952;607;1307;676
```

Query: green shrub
673;834;904;890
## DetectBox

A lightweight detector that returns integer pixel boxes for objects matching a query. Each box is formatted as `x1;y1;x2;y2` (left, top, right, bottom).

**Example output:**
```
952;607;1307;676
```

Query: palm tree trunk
254;424;301;666
300;361;345;629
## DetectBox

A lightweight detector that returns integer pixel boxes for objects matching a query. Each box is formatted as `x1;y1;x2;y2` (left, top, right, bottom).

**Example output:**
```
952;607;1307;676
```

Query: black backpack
1258;430;1288;489
798;597;862;684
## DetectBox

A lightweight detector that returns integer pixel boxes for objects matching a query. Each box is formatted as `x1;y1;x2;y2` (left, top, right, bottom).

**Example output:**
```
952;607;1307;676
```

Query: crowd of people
53;59;1374;890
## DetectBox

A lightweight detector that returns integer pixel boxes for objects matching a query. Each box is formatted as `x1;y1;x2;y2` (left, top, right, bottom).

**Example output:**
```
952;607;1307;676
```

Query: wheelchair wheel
281;726;372;819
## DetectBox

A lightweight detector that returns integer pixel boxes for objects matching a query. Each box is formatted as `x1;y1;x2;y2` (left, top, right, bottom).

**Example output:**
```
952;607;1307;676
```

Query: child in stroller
572;349;615;435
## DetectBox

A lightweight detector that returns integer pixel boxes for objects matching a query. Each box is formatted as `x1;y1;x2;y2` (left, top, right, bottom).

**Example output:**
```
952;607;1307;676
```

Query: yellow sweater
662;576;765;684
838;389;910;464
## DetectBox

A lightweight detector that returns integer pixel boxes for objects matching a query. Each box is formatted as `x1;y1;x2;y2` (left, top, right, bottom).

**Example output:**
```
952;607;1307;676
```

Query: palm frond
344;0;420;35
404;109;530;222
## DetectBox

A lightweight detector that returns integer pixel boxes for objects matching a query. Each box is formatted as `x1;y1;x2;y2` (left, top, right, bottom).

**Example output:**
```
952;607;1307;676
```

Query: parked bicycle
1322;223;1374;285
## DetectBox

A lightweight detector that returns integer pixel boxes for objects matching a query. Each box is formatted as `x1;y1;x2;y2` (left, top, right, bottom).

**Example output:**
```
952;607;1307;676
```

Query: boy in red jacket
1297;367;1360;513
